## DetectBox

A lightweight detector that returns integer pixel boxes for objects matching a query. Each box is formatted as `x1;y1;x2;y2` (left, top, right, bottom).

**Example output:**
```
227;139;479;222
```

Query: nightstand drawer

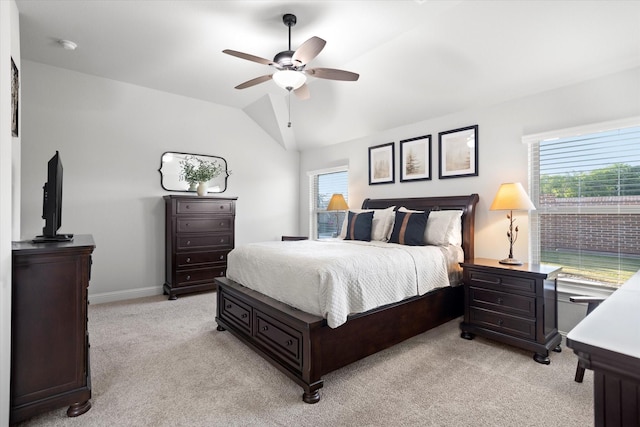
469;286;536;318
469;307;536;340
467;270;536;295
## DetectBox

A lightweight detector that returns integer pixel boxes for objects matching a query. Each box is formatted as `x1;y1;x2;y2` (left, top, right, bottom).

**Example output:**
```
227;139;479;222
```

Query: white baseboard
88;286;164;305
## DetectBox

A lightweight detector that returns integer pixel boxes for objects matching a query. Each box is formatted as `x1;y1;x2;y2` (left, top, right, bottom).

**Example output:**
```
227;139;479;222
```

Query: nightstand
459;258;562;364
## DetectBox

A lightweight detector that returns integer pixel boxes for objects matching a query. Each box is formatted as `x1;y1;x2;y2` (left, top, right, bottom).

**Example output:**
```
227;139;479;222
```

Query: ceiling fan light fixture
272;69;306;90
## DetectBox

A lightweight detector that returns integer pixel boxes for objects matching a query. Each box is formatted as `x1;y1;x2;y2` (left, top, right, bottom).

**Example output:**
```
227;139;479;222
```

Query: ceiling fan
223;13;359;100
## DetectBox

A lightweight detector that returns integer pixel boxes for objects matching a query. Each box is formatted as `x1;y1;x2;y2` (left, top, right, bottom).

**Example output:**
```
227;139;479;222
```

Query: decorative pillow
343;211;374;241
340;206;396;241
389;210;429;246
399;208;463;246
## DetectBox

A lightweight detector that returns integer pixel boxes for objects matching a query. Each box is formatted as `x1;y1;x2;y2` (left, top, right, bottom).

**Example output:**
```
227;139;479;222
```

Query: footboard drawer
255;310;303;372
219;292;252;334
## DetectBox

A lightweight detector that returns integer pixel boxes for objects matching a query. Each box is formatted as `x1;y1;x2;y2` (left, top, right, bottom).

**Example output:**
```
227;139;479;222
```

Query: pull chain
287;89;292;128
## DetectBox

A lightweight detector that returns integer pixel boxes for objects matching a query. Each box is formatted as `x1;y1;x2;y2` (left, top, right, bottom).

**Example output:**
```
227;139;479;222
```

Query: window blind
529;124;640;288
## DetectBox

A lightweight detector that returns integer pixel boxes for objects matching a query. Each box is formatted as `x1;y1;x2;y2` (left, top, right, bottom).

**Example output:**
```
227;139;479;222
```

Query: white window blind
528;122;640;288
308;167;348;239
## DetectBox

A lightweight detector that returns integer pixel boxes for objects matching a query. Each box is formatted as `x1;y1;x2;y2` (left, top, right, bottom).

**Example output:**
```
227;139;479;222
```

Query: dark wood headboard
361;194;480;261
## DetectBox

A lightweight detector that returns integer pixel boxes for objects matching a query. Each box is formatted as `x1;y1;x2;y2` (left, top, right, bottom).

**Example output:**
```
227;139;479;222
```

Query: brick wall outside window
539;195;640;255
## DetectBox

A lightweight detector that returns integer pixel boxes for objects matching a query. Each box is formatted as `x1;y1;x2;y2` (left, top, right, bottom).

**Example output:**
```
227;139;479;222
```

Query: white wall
21;61;299;303
0;0;20;423
300;67;640;261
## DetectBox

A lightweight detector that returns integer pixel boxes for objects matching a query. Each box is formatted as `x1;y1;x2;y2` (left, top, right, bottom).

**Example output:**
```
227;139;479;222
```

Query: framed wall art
368;142;395;185
438;125;478;179
11;58;19;137
400;134;431;182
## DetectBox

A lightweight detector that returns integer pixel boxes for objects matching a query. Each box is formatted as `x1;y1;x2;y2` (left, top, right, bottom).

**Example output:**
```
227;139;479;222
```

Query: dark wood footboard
215;276;464;403
215;194;478;403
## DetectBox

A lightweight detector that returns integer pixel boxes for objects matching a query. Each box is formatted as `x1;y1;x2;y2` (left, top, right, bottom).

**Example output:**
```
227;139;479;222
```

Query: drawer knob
226;304;231;309
262;326;268;331
498;319;504;326
186;275;191;281
220;222;225;226
186;223;190;227
186;240;191;245
218;271;224;276
186;204;190;209
220;238;225;243
219;205;224;209
286;340;293;346
186;257;191;263
219;255;224;260
497;298;503;305
241;314;247;319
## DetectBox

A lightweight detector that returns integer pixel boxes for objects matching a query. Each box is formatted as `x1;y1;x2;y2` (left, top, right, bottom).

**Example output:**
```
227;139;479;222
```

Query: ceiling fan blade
306;67;359;81
234;74;273;90
294;84;310;100
223;49;273;66
292;37;326;66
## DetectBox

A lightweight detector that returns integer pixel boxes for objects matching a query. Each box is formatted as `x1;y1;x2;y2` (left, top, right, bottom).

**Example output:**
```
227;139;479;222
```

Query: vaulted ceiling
16;0;640;151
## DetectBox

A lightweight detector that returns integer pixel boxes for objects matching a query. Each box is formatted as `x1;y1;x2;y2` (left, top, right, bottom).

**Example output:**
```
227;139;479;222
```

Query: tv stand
32;233;74;243
11;235;94;424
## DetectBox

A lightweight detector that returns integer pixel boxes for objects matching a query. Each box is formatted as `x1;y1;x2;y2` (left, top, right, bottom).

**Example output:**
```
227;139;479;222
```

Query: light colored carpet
19;291;593;426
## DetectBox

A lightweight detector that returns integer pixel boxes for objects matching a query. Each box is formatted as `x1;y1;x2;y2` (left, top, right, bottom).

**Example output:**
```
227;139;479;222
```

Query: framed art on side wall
11;58;19;137
438;125;478;179
368;142;395;185
400;135;431;182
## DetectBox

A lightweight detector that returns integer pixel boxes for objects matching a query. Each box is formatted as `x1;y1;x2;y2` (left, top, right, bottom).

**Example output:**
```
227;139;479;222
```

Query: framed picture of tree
368;142;395;185
400;135;431;182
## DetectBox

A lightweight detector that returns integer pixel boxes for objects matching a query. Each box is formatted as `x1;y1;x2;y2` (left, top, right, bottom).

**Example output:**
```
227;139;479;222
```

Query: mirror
159;151;229;193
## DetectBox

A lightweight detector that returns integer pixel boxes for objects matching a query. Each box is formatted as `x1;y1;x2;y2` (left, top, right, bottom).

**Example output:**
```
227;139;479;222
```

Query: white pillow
340;206;396;241
398;208;463;246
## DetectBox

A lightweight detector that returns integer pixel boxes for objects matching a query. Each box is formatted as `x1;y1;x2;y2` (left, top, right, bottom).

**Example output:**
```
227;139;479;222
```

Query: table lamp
490;182;536;265
326;193;349;236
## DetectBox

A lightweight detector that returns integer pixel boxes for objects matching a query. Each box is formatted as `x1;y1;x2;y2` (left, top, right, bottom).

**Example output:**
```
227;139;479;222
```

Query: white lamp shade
327;193;349;211
490;182;536;211
272;70;307;90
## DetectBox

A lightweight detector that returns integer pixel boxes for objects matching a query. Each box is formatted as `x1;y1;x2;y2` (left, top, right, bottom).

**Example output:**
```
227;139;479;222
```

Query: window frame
524;116;640;296
307;165;349;239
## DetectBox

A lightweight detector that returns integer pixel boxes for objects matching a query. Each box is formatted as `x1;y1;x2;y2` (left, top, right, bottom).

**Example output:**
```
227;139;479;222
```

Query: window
527;119;640;289
308;167;349;239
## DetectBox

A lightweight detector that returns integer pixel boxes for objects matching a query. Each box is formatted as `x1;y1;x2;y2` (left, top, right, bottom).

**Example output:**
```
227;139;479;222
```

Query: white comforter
226;240;458;328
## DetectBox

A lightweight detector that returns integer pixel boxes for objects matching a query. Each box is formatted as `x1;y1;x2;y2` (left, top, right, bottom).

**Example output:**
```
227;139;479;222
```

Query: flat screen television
32;151;73;243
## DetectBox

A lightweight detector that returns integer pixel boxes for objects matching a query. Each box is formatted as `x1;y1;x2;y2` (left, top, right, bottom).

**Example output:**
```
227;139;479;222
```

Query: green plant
179;156;223;184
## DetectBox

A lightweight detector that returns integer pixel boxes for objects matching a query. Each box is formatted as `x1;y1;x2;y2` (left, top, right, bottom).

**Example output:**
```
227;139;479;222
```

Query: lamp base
499;257;523;266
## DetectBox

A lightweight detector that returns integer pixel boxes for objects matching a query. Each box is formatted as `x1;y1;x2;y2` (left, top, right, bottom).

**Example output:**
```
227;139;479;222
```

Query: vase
197;182;208;196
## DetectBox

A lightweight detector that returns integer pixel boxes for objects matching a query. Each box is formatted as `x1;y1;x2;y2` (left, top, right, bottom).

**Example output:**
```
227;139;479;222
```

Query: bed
214;194;479;403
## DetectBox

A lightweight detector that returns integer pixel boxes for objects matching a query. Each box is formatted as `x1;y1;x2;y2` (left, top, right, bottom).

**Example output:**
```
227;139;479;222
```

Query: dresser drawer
176;234;232;250
219;292;251;334
469;307;536;340
176;217;233;233
176;250;228;268
176;266;225;287
467;270;536;295
469;286;536;318
176;199;234;215
255;311;302;372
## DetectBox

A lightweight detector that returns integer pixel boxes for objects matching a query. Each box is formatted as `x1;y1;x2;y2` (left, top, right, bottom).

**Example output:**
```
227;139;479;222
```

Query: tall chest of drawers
164;195;237;300
459;258;562;364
